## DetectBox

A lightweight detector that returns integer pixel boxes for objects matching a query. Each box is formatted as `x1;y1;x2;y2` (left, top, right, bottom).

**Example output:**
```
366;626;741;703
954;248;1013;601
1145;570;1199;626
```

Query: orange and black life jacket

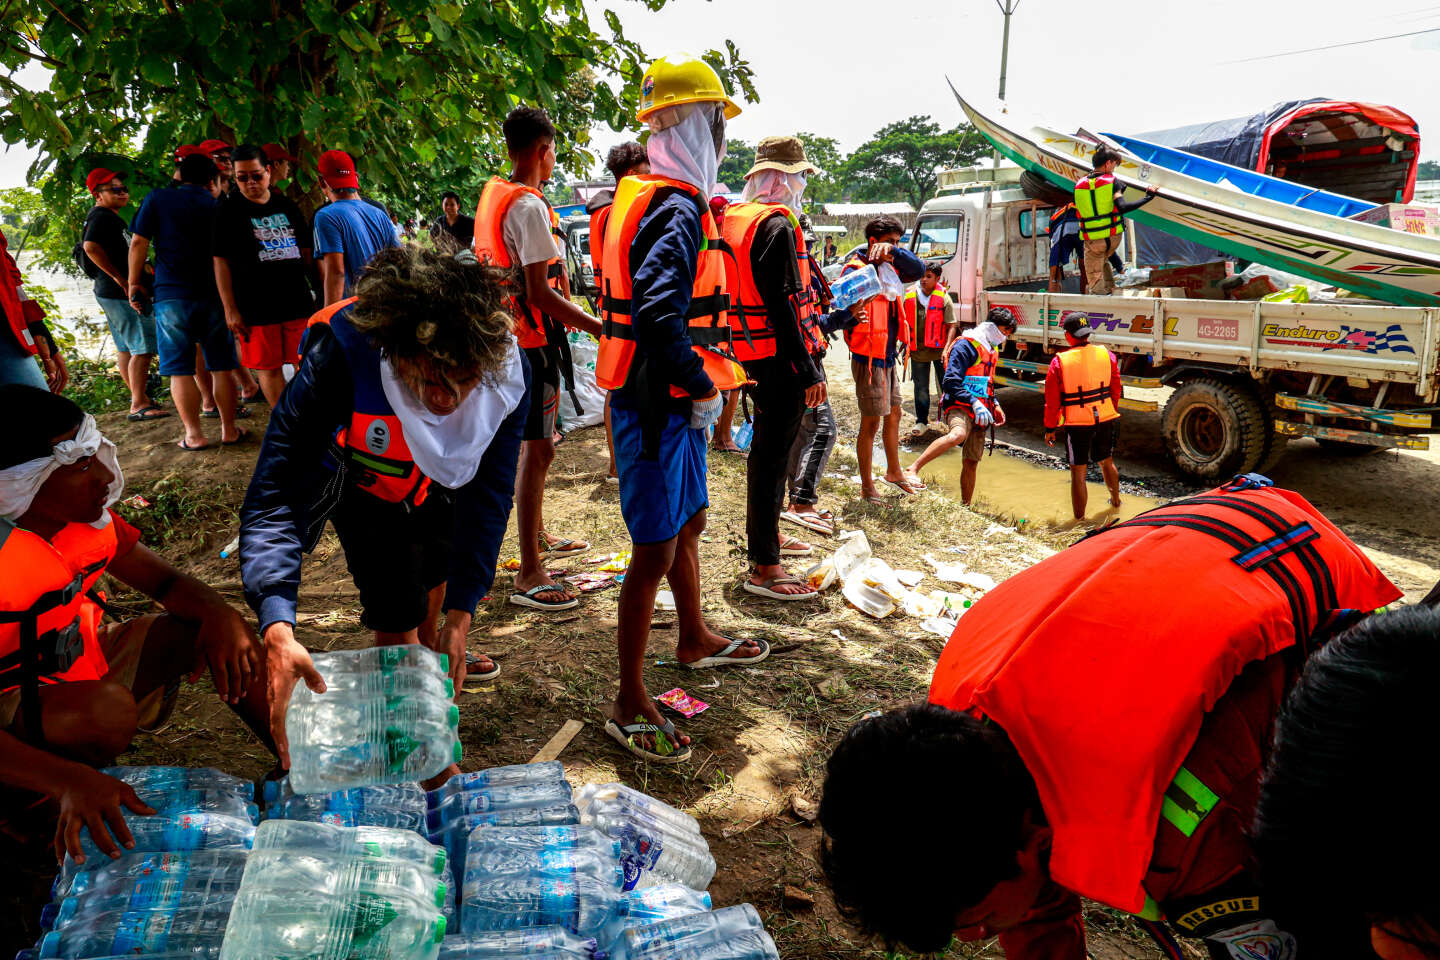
596;175;745;399
841;257;909;362
929;482;1401;915
1056;343;1120;426
590;204;611;289
308;298;430;509
473;177;565;351
717;201;814;365
903;284;949;351
1;233;39;358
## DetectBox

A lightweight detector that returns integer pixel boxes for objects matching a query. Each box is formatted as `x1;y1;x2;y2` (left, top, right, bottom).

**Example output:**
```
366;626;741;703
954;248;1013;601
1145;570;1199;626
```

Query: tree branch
4;39;64;68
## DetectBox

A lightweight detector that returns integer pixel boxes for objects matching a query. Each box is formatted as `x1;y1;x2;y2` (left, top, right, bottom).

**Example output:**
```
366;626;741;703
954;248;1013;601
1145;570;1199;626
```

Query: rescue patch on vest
1207;919;1296;960
1174;897;1262;933
364;420;391;455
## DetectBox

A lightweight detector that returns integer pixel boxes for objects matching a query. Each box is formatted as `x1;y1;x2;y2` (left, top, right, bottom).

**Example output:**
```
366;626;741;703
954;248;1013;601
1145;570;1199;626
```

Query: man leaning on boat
1073;146;1157;295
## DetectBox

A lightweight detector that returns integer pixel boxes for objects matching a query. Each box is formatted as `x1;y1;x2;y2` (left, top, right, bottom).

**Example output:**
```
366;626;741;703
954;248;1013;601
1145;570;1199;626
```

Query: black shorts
330;487;454;633
1063;419;1118;467
523;346;560;442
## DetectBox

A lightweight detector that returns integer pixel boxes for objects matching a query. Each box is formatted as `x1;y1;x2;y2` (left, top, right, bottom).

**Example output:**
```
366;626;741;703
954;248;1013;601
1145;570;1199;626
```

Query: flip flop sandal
127;405;170;421
604;716;692;764
861;494;890;506
781;511;833;536
240;388;262;404
508;584;580;611
743;576;819;601
463;652;501;689
539;533;589;557
902;474;928;490
779;538;813;557
221;428;252;446
682;636;772;669
882;478;920;497
177;439;212;452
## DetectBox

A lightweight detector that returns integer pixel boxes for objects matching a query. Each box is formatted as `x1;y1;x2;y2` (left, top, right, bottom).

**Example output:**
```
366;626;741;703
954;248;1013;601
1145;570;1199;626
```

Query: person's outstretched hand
54;766;155;864
263;622;326;769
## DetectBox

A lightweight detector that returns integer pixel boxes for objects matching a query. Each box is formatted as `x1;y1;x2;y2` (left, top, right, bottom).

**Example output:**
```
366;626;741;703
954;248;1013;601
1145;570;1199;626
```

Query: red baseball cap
197;139;231;156
174;144;201;162
85;168;122;196
318;149;360;189
263;142;299;165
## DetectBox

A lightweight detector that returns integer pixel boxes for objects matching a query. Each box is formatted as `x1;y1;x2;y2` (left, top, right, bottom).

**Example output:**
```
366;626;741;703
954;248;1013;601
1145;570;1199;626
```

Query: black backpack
73;211;101;279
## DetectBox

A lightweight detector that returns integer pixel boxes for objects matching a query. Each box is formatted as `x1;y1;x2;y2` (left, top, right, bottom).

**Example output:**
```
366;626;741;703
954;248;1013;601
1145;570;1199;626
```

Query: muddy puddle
900;442;1163;531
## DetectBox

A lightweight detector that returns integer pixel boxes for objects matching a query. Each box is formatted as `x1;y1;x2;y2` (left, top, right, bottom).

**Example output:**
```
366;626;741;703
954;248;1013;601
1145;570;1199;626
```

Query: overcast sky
3;0;1437;190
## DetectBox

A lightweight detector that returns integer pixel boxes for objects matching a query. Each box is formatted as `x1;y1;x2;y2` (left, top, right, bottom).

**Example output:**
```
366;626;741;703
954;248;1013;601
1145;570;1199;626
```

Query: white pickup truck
910;178;1440;480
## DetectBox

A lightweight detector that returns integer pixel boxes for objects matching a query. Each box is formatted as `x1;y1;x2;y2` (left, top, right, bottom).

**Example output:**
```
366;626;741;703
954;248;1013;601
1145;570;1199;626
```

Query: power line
1222;26;1440;63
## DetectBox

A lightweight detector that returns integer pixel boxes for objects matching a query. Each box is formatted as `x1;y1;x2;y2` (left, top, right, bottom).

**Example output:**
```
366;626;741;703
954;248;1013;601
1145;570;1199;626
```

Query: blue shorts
612;404;708;545
0;330;46;390
154;298;237;375
96;296;158;355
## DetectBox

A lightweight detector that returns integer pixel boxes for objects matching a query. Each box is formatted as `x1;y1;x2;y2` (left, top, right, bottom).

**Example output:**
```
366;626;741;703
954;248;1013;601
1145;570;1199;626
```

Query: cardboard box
1225;275;1281;301
1146;261;1230;299
1349;203;1440;238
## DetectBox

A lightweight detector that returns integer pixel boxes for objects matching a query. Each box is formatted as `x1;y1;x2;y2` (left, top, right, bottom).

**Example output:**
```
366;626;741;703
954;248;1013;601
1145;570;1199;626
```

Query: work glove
970;399;994;428
689;390;725;431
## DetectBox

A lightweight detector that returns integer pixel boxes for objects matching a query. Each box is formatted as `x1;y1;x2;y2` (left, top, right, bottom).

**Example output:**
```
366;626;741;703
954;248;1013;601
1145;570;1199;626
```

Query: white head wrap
742;169;808;213
379;340;527;490
0;414;123;527
966;321;1009;348
646;103;726;198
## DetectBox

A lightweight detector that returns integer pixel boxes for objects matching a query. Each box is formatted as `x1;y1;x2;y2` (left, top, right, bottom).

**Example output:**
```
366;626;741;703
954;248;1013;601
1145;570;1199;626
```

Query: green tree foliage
842;117;988;209
1418;159;1440;181
795;131;843;205
0;0;757;258
716;139;755;191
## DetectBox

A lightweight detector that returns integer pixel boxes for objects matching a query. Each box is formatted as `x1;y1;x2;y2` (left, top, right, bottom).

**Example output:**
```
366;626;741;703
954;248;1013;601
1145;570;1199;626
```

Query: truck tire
1020;170;1074;208
1162;378;1269;481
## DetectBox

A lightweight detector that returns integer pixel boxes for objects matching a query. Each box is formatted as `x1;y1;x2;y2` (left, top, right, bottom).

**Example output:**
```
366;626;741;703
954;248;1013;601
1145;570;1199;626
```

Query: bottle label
350;893;400;947
616;824;663;892
110;911;172;952
128;863;189;912
385;727;422;772
537;878;580;930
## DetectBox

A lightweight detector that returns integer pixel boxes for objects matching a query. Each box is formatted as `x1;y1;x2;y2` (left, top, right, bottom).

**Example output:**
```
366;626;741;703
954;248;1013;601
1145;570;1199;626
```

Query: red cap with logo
174;144;201;163
263;142;300;165
85;168;122;196
318;149;360;189
197;139;231;156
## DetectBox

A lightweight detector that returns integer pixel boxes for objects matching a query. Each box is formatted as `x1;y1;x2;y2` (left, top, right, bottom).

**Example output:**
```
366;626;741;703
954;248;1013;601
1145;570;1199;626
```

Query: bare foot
1110;495;1122;509
749;565;815;597
512;569;573;604
608;699;690;754
677;628;763;664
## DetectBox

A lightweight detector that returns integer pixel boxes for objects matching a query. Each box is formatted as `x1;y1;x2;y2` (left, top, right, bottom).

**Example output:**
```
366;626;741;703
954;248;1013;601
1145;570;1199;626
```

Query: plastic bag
876;262;904;300
1262;284;1310;304
556;332;606;430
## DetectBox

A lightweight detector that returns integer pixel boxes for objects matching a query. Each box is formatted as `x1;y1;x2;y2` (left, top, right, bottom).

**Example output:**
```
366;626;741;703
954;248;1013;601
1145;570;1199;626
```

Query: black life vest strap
1060;384;1112;405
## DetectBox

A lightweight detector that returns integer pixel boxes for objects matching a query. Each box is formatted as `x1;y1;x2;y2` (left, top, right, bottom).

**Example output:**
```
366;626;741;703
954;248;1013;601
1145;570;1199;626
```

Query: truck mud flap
1273;420;1430;450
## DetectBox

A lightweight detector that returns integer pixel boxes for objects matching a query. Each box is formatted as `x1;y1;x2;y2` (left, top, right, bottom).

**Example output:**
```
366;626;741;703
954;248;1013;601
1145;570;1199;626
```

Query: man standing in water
1044;312;1122;519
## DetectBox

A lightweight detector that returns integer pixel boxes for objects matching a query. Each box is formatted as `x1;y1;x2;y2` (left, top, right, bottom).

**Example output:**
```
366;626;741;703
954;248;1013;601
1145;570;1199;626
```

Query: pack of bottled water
435;925;595;959
596;883;713;951
575;782;716;891
219;817;449;959
285;646;462;794
458;823;623;937
425;762;577;880
605;904;779;960
264;777;429;833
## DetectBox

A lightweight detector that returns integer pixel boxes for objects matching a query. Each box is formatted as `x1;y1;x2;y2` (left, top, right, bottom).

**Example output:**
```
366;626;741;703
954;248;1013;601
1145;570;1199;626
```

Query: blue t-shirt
312;198;399;294
130;183;219;301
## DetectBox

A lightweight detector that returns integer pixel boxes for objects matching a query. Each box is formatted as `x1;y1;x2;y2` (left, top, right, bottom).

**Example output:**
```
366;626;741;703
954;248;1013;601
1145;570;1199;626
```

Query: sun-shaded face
951;824;1052;942
390;355;482;417
24;426;114;528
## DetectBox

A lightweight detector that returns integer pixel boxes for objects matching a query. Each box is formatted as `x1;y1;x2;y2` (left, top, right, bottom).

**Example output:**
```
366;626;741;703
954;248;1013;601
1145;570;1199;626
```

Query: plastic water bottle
286;694;461;794
672;931;780;960
55;849;248;900
426;762;565;805
436;926;596;959
598;883;713;950
584;807;716;891
464;845;620;895
460;872;621;936
47;853;248;930
243;848;448;912
827;263;880;312
269;782;428;832
610;905;762;960
102;766;253;802
312;644;450;675
264;778;425;815
75;812;255;864
219;887;445;959
252;819;447;876
440;857;457;930
295;664;454;703
430;804;580;878
127;787;259;824
426;780;575;832
575;783;702;837
37;900;234;958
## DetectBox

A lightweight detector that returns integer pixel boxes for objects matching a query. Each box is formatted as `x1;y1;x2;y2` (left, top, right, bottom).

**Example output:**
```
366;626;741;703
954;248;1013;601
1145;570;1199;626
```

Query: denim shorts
153;298;237;376
96;296;158;355
0;330;47;390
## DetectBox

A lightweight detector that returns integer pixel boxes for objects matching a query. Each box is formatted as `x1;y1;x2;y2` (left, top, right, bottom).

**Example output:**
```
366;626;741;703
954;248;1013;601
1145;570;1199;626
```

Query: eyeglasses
234;172;267;183
102;185;130;194
212;154;232;163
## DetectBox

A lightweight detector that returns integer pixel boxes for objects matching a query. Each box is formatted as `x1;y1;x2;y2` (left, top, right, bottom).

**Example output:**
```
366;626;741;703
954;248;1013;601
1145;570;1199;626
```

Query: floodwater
16;251;111;358
900;442;1162;531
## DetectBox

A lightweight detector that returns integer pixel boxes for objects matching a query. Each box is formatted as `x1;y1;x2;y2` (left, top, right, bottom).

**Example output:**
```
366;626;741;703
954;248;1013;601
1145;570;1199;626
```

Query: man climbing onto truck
1074;146;1157;295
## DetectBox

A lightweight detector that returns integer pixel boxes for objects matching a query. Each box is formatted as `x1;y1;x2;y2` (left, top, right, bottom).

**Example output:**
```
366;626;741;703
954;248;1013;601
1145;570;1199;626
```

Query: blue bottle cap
37;903;58;931
66;871;90;896
55;898;78;929
38;931;61;960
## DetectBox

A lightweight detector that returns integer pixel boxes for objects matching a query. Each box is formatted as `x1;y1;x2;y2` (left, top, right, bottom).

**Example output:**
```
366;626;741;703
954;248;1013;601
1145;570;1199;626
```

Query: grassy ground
2;355;1184;959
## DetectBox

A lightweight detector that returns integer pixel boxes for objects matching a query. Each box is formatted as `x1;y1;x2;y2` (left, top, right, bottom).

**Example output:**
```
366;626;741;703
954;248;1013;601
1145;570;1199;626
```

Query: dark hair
864;215;904;241
179;154;220;186
605;142;648;180
820;704;1040;953
988;306;1018;329
924;261;943;278
1254;604;1440;958
1092;146;1121;170
351;245;514;385
503;106;556;153
0;385;84;469
440;190;461;204
231;143;268;167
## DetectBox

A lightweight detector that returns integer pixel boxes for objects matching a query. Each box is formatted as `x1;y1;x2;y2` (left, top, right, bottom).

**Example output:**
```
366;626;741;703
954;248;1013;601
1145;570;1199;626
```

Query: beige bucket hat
744;136;820;177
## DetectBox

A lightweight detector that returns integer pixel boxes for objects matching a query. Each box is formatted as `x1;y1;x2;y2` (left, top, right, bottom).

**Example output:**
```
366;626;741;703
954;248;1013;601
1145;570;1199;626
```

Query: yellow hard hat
636;54;741;124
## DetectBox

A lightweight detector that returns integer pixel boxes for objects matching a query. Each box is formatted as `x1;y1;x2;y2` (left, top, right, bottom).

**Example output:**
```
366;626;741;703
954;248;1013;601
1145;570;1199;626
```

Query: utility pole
996;0;1019;100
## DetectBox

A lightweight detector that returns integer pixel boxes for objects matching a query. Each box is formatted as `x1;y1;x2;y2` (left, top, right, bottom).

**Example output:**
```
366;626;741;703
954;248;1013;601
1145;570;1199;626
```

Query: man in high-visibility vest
1043;312;1123;519
1073;146;1157;295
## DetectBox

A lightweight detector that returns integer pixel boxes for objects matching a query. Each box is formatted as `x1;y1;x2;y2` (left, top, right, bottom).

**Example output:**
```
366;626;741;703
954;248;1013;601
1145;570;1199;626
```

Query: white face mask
968;321;1009;348
647;103;726;197
0;414;124;528
742;169;808;213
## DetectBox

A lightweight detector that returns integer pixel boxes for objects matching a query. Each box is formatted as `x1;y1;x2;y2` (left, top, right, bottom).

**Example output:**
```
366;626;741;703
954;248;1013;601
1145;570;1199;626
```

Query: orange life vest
473;177;565;351
1;232;39;357
0;516;119;736
308;298;430;507
903;284;949;351
595;175;745;398
928;483;1401;914
1055;343;1120;426
841;257;909;361
718;202;814;365
589;204;611;287
963;335;998;408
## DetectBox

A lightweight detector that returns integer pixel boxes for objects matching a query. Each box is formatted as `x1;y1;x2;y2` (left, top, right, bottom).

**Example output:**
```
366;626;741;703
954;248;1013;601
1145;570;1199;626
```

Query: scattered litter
501;556;521;571
219;535;240;559
923;553;971;583
614;573;626;585
954;571;997;592
919;617;955;637
832;530;874;584
598;551;631;572
805;556;836;591
859;558;907;602
122;494;151;509
901;590;943;619
566;573;614;593
583;552;619;564
830;629;849;643
848;475;863;484
945;545;970;554
698;678;720;689
843;578;895;618
655;687;709;717
895;569;925;588
654;590;676;612
836;529;863;541
983;522;1011;538
929;590;972;618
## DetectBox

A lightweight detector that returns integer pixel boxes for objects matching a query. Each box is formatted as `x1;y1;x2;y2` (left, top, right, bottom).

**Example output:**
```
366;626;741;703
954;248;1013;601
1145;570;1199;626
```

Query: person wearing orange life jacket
1044;312;1124;520
721;136;825;602
1074;146;1157;295
902;262;957;426
836;215;927;502
597;55;769;766
0;385;294;865
0;226;67;393
240;247;528;773
901;307;1017;505
819;476;1404;960
585;142;651;484
473;106;604;614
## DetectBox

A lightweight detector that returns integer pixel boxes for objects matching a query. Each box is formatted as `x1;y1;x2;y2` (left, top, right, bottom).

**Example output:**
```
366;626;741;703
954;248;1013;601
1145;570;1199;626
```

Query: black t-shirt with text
211;192;316;325
82;206;131;300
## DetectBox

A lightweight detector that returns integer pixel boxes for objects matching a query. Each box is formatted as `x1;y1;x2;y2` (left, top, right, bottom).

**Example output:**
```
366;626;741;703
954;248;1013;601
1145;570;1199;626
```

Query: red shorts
238;318;306;370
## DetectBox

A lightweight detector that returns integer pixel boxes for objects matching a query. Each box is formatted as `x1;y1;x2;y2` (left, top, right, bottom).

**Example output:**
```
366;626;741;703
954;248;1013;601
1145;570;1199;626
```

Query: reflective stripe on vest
309;299;430;507
903;285;949;351
1074;174;1123;240
595;175;745;398
718;202;814;364
473;177;564;350
1056;344;1120;425
963;337;997;402
1160;766;1219;838
842;258;902;360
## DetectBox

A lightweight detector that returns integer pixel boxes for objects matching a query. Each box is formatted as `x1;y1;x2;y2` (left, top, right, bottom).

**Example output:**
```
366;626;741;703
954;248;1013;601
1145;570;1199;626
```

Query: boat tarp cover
1128;98;1421;266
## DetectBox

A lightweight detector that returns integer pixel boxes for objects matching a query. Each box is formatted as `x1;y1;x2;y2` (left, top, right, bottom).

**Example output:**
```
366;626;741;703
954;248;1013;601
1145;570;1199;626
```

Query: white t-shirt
501;192;561;267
